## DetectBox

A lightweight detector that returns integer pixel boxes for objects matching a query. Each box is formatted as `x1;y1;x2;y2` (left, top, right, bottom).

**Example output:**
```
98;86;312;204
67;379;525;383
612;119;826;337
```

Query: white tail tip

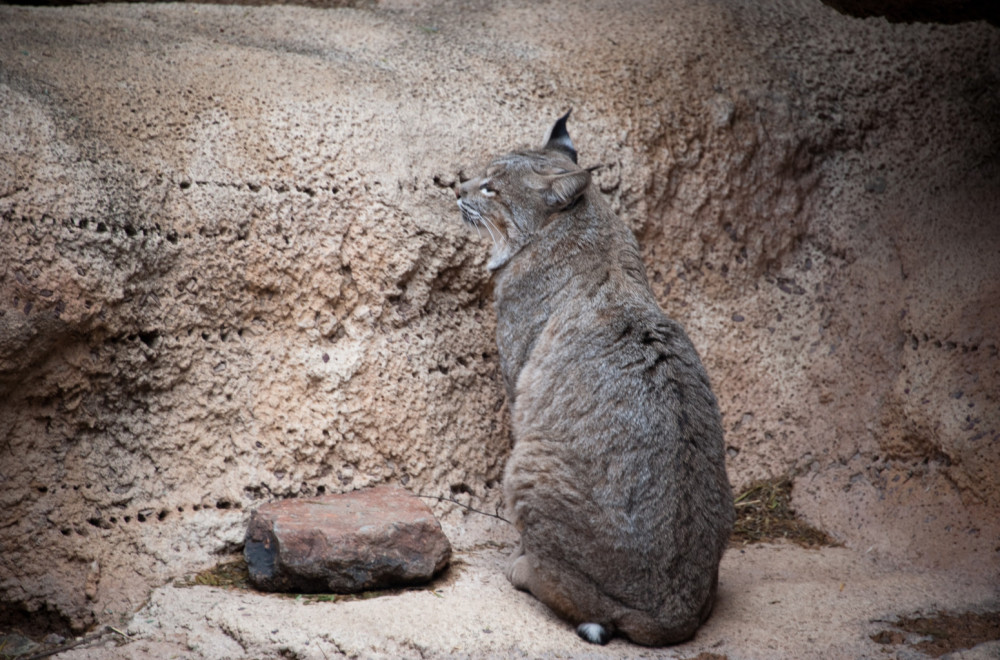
576;622;611;645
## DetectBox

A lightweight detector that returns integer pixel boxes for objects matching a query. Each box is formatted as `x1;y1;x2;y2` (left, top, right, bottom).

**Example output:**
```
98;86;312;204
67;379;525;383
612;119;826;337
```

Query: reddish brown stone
244;486;451;593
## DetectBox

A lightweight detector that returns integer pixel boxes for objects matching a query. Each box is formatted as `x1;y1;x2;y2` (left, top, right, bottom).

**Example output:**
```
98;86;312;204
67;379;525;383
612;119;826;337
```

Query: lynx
456;112;734;646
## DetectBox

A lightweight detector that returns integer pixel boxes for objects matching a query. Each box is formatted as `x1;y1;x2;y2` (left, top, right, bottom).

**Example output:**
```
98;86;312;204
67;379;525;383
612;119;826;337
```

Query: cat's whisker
460;204;487;242
479;217;501;249
482;216;507;250
459;198;507;252
467;207;503;251
463;210;484;239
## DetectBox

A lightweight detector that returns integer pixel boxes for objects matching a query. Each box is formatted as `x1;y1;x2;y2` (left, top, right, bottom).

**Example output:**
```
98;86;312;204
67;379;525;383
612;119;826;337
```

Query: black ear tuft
543;110;577;163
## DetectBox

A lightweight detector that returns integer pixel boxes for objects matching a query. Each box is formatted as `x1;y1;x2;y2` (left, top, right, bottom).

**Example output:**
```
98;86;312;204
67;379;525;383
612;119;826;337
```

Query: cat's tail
576;622;613;645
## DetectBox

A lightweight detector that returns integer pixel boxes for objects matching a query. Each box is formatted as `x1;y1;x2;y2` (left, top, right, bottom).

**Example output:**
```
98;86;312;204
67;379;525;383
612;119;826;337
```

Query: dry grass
177;557;250;590
730;476;839;548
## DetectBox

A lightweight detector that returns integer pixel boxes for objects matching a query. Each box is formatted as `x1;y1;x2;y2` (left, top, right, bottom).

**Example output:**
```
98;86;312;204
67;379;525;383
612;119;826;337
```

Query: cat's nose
454;185;461;199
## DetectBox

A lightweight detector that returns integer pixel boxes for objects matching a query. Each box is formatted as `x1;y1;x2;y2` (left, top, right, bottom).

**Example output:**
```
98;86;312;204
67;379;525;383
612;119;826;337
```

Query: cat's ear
543;169;590;210
543;110;578;163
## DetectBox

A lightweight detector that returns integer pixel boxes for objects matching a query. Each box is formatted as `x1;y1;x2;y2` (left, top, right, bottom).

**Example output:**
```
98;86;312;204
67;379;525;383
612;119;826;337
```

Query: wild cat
455;112;734;646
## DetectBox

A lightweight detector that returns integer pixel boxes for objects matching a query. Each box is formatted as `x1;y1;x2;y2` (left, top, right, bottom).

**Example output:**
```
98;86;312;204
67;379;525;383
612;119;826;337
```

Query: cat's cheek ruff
486;249;513;272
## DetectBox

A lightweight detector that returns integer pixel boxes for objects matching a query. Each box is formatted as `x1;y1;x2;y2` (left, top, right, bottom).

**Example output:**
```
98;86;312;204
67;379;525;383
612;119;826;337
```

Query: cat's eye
480;183;497;197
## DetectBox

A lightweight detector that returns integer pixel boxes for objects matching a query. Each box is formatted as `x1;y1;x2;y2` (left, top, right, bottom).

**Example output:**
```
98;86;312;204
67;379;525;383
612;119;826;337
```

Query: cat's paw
505;554;533;592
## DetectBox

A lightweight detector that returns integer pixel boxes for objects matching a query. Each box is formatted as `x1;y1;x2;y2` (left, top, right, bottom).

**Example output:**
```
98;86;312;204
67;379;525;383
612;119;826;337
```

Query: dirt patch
178;557;252;591
731;477;838;549
871;610;1000;657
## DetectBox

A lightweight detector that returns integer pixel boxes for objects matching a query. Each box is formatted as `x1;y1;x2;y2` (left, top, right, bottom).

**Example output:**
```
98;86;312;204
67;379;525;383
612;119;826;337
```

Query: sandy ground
52;525;1000;660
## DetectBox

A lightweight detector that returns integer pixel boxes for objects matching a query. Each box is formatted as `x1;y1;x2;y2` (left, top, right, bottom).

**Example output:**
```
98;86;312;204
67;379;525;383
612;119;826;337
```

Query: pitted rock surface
244;485;451;593
0;0;997;637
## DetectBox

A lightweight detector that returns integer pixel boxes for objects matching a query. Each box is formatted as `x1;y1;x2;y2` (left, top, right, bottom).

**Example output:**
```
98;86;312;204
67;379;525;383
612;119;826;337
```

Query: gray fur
456;115;735;646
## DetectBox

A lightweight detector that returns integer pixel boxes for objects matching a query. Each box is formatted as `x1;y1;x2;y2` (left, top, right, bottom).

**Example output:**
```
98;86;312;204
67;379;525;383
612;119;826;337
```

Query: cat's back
508;281;731;538
505;235;732;596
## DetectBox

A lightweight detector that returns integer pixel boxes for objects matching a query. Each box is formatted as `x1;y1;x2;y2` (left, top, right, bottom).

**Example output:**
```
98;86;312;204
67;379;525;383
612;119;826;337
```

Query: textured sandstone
0;0;997;638
244;485;451;593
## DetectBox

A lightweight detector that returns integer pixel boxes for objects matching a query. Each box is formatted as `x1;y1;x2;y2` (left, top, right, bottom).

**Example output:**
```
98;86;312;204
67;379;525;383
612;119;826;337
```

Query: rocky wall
1;0;997;631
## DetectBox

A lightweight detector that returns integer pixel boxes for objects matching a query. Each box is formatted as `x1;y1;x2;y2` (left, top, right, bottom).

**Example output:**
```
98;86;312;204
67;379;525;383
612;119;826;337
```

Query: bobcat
455;112;734;646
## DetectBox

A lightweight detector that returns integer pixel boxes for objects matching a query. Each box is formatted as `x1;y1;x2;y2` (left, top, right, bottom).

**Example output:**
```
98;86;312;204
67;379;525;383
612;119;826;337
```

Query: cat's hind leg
506;551;616;644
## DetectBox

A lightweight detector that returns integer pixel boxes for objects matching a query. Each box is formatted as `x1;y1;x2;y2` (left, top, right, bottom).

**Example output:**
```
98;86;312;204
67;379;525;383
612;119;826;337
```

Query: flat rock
244;485;451;593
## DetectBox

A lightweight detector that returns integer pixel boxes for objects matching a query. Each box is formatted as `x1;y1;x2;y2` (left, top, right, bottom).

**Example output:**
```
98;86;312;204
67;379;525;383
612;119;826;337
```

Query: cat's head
456;111;592;271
